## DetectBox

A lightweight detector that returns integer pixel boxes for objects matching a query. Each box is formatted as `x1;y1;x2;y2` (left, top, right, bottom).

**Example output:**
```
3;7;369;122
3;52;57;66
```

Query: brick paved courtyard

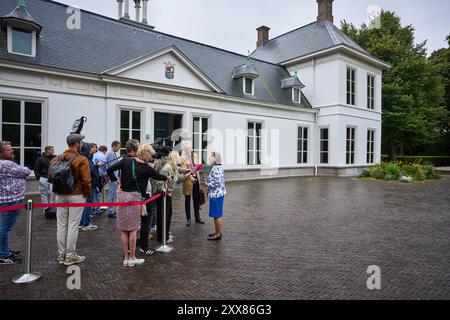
1;176;450;300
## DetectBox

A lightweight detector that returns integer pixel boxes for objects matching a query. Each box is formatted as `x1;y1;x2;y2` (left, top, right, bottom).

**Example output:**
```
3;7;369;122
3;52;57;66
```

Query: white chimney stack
141;0;148;24
123;0;130;19
117;0;124;19
134;0;141;22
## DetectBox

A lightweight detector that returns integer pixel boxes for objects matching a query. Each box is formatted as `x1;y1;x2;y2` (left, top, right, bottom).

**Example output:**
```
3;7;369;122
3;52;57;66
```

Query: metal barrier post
156;182;173;253
12;199;42;284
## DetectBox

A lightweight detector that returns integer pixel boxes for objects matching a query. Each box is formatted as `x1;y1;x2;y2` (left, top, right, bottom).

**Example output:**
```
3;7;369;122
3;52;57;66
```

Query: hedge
381;156;450;167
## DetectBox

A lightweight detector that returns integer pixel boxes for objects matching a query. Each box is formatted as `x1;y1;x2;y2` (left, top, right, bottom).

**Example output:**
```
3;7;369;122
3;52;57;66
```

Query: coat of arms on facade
164;61;175;79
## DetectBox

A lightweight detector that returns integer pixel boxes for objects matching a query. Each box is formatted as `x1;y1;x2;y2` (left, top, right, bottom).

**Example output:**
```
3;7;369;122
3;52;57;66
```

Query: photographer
34;145;57;211
106;144;171;267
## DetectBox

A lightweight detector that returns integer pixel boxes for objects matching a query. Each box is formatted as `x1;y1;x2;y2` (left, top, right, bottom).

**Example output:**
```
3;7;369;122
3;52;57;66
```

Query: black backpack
50;155;78;194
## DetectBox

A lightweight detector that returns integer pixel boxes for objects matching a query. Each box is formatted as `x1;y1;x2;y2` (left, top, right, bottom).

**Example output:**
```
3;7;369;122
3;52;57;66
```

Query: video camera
151;137;173;160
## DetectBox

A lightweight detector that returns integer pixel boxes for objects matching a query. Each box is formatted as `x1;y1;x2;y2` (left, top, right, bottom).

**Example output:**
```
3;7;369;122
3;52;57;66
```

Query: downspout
314;109;318;176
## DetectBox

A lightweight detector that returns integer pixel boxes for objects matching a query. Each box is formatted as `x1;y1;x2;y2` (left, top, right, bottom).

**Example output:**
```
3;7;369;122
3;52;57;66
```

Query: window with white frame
297;126;308;164
346;127;356;165
292;88;301;103
7;26;36;57
367;74;375;110
0;98;43;169
244;77;254;95
247;121;262;165
346;67;356;105
320;128;329;164
192;116;209;164
119;109;142;155
367;129;375;164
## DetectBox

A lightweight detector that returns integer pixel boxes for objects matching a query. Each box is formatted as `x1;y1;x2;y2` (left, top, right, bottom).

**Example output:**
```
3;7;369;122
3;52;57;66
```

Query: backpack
50;155;78;194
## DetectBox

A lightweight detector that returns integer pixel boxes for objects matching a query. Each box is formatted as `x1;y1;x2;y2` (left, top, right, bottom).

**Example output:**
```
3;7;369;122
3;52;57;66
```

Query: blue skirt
209;196;224;218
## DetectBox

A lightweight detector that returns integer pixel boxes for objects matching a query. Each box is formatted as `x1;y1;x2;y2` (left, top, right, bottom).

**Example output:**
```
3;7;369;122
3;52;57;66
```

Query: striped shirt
0;160;32;204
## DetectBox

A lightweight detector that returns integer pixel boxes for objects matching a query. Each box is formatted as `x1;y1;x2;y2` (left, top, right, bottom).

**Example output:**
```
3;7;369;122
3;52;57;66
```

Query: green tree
428;34;450;155
341;12;447;159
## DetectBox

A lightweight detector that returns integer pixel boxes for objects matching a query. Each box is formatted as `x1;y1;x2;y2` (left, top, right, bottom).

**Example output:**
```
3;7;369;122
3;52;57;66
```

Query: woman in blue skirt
204;152;226;241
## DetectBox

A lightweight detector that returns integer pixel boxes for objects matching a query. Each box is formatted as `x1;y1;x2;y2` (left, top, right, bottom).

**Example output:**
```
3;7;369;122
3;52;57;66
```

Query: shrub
371;166;385;179
383;162;401;180
359;161;441;183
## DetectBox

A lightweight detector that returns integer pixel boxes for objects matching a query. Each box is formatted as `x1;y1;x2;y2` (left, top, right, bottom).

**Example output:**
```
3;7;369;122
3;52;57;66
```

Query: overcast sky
54;0;449;56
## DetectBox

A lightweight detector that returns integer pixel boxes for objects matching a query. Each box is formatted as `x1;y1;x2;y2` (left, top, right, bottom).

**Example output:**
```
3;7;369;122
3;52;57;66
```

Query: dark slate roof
251;20;370;64
0;0;312;109
0;3;42;33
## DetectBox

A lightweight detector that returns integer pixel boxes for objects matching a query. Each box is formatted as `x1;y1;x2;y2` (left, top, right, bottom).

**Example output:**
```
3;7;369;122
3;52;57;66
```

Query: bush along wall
381;156;450;167
360;161;442;183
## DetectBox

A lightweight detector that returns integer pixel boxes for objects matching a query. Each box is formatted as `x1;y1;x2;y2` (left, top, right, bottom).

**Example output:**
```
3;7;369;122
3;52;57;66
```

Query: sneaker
139;248;155;256
57;255;66;264
10;250;22;257
123;260;129;267
186;219;191;226
166;238;173;243
151;226;157;233
0;255;21;265
169;234;174;239
81;224;98;231
128;258;145;267
78;226;83;229
64;255;86;266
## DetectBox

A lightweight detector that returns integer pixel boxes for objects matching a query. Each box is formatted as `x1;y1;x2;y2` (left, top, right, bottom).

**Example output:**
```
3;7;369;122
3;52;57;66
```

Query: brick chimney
256;26;270;48
317;0;334;23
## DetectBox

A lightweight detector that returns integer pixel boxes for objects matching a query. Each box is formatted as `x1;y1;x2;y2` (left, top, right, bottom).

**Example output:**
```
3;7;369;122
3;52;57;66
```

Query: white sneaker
169;234;174;239
123;260;129;267
167;238;173;243
82;224;98;231
128;258;145;267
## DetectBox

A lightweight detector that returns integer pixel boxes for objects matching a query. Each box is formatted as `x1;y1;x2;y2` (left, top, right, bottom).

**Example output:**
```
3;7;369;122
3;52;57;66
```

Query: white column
123;0;130;19
117;0;124;19
134;0;141;22
141;0;148;24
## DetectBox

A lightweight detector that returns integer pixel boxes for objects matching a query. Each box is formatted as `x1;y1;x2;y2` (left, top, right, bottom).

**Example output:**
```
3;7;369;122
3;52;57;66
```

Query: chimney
141;0;148;24
317;0;334;23
117;0;124;19
123;0;130;19
256;26;270;48
134;0;141;22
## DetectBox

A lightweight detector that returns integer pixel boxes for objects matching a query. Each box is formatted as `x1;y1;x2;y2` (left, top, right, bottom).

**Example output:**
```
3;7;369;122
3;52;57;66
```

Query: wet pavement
1;176;449;300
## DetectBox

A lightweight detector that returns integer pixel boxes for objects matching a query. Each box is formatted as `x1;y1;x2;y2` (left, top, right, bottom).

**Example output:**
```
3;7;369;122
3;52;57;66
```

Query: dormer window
233;57;259;96
244;77;254;95
292;87;301;103
281;72;305;104
1;1;42;58
8;26;34;56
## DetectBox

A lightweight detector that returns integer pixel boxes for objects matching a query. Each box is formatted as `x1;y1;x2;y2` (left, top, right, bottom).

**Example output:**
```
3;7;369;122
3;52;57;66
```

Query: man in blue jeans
105;141;121;218
0;141;32;265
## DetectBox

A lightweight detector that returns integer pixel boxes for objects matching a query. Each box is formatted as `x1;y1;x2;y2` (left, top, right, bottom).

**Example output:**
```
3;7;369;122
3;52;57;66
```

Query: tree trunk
400;144;404;157
390;142;397;161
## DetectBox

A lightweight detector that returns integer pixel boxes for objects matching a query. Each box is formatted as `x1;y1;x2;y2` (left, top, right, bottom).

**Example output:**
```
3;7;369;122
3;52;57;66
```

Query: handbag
199;189;206;205
132;159;148;216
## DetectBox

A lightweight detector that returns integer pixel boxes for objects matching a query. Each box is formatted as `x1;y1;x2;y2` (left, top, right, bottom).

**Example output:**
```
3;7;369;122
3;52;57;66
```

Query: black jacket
34;153;57;179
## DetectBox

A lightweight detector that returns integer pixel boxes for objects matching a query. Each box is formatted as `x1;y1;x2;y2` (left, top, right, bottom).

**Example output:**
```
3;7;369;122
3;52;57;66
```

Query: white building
0;0;389;181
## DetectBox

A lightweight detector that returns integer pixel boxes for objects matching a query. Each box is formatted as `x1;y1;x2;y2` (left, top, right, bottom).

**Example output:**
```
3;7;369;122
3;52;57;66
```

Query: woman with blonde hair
107;144;171;266
154;151;190;243
204;152;226;241
181;143;204;226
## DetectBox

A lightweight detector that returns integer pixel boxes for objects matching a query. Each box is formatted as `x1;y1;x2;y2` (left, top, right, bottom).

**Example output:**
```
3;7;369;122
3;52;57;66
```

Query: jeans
92;188;101;214
108;181;119;215
56;194;85;259
0;201;21;259
39;177;55;207
80;195;93;227
185;181;200;221
139;200;156;251
156;195;172;243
